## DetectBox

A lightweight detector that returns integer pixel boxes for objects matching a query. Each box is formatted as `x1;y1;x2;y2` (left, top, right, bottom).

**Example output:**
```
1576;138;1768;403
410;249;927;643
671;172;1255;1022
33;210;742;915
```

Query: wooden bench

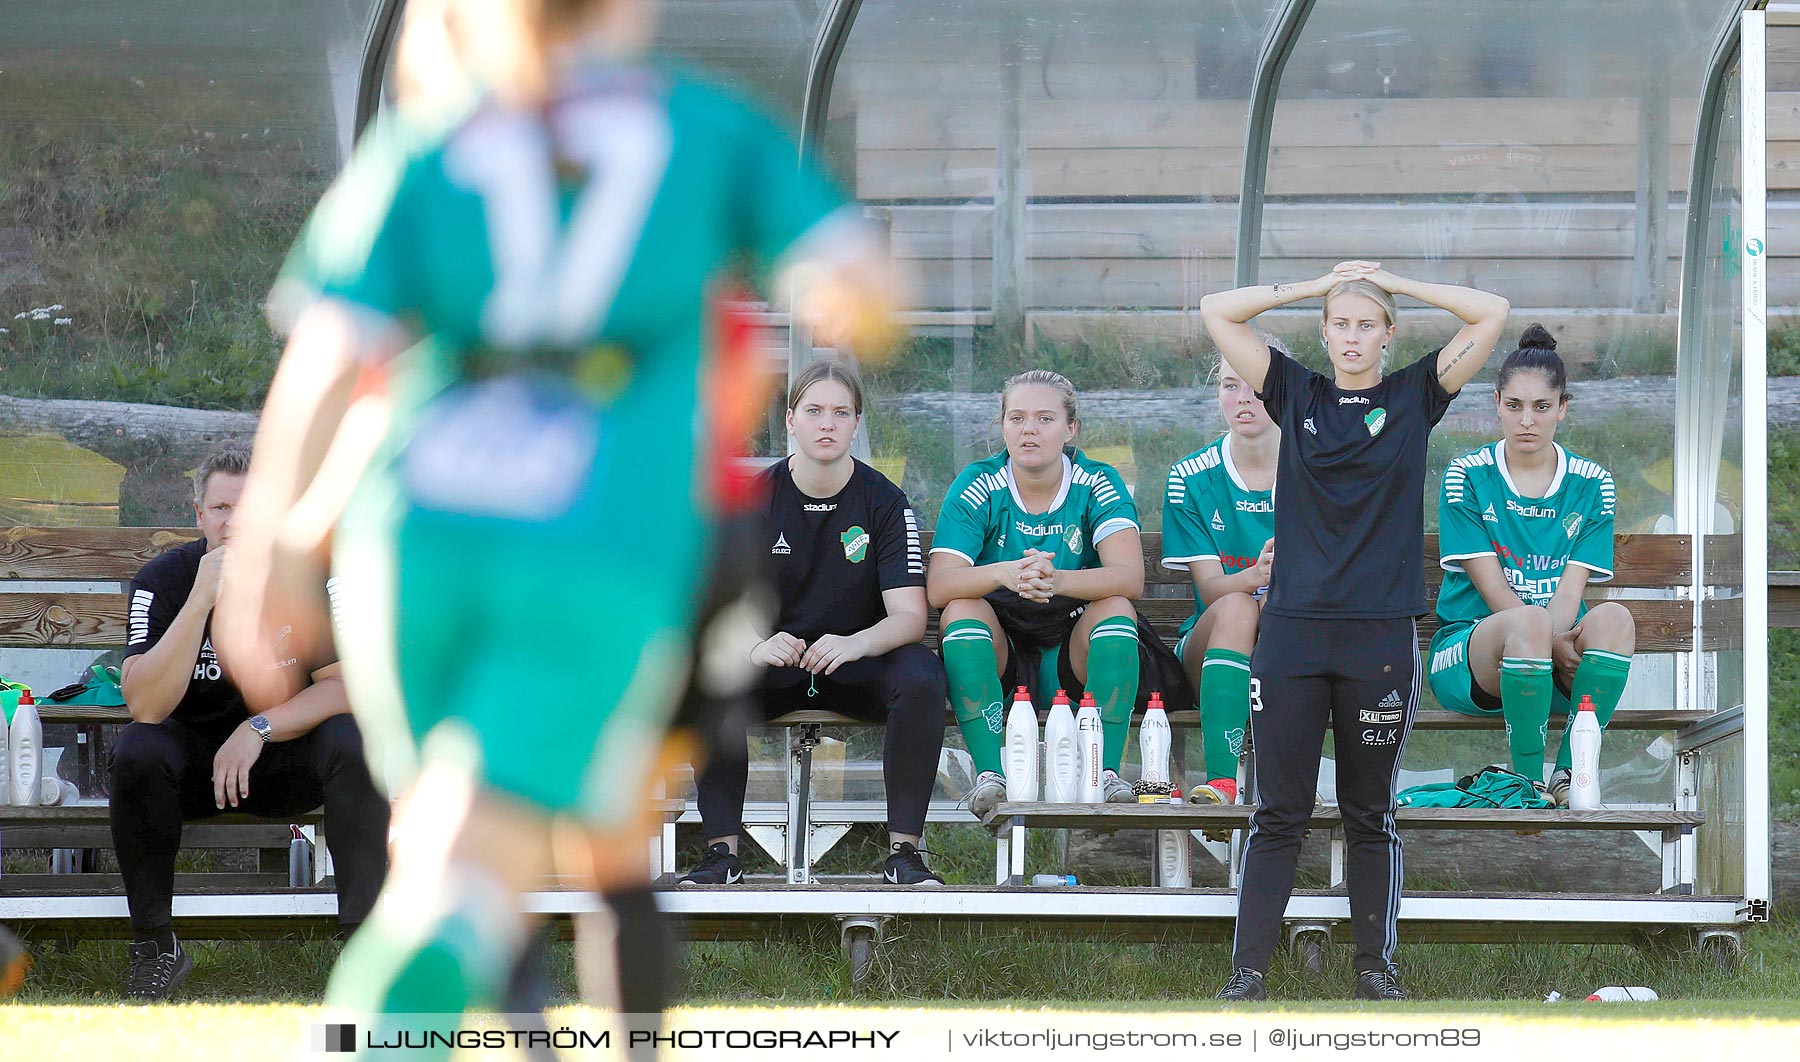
0;525;1754;895
748;527;1742;886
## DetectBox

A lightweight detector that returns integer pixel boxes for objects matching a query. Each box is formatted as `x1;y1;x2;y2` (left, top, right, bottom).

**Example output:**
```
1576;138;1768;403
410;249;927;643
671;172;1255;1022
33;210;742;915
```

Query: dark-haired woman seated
1428;324;1635;803
680;362;949;887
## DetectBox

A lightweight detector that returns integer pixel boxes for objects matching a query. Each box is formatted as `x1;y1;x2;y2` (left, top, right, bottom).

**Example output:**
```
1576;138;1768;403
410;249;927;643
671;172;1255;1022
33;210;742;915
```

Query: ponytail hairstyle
788;359;865;415
1000;369;1080;429
1495;323;1569;402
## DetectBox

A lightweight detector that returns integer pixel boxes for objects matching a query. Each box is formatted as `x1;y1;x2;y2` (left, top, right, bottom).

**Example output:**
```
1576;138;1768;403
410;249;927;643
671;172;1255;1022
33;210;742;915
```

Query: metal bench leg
788;724;822;885
1329;827;1346;888
1009;816;1028;885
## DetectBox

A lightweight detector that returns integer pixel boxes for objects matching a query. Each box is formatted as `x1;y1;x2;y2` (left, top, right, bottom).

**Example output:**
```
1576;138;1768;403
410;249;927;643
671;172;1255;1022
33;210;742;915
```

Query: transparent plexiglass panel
827;0;1281;531
824;1;1281;800
653;0;820;124
1250;0;1744;789
0;1;376;528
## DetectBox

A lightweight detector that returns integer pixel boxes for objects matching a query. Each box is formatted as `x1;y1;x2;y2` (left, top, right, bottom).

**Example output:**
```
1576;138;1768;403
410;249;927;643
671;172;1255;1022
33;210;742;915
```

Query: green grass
9;900;1800;1007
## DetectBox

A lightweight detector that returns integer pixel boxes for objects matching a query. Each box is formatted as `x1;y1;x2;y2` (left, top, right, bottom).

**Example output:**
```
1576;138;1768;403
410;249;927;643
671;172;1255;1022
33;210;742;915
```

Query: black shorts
983;591;1194;712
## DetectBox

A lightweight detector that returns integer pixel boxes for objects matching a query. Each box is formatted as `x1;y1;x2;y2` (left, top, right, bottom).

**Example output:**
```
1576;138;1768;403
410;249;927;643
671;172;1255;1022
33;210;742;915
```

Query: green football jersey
932;448;1138;570
1435;441;1616;626
1161;434;1275;635
271;62;849;533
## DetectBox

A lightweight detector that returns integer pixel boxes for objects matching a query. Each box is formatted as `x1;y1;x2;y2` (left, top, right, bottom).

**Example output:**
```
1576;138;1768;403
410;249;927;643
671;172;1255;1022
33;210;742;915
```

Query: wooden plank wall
841;87;1800;311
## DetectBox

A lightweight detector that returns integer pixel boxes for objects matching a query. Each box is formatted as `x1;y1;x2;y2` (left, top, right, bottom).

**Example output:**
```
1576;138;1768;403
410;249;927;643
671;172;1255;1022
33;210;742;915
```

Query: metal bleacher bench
0;527;335;937
0;524;1746;971
753;528;1723;878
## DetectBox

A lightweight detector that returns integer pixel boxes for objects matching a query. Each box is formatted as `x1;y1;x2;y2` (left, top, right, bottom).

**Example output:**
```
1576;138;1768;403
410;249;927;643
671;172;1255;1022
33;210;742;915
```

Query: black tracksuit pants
109;713;390;937
695;643;947;840
1232;615;1420;975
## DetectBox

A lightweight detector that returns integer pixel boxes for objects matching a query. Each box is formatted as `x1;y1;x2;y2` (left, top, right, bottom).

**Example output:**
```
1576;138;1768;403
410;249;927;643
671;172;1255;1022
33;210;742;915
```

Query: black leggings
1231;615;1419;975
108;714;391;936
695;643;947;839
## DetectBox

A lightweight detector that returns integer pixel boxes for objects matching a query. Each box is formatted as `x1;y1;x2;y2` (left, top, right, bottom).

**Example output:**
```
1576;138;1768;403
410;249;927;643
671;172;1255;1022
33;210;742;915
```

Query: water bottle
1044;690;1079;803
9;694;41;809
1568;694;1603;810
1075;693;1104;803
1586;986;1658;1002
1003;686;1040;802
1139;692;1171;787
1031;874;1078;887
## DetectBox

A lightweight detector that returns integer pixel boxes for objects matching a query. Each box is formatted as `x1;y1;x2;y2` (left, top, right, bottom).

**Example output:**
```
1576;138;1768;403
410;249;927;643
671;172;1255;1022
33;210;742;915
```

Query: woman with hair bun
1429;324;1635;804
1200;261;1509;1002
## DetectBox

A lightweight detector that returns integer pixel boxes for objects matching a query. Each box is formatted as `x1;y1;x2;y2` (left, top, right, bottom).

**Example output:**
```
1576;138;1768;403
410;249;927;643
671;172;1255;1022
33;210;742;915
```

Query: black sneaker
1216;967;1267;1001
1353;967;1408;1000
124;937;192;1002
677;843;744;886
882;842;945;885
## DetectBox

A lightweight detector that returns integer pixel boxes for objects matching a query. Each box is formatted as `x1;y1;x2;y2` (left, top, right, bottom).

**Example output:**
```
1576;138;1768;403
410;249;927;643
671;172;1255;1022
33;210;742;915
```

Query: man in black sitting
110;446;389;1001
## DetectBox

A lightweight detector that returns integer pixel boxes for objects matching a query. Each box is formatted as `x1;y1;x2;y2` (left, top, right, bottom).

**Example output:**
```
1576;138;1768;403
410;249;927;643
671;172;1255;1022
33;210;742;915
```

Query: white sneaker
967;771;1007;820
1101;769;1136;804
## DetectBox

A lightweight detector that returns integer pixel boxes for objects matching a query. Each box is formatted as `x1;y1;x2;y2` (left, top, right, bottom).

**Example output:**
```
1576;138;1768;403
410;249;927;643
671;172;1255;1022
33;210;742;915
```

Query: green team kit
274;64;849;822
933;448;1144;776
1161;433;1274;784
1429;441;1632;777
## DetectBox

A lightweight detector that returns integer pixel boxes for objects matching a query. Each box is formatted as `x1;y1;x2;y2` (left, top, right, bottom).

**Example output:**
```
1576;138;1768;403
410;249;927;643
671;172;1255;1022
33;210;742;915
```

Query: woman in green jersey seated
928;370;1157;817
1161;358;1278;806
1428;324;1636;803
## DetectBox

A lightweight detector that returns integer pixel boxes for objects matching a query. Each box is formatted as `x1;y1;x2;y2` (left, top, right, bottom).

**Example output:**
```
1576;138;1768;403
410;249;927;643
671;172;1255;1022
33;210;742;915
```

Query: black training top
1254;346;1457;619
124;537;337;740
761;456;925;644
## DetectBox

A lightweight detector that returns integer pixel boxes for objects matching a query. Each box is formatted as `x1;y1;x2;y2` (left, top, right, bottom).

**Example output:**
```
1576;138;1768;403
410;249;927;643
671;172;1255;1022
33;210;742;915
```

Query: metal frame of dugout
315;0;1778;972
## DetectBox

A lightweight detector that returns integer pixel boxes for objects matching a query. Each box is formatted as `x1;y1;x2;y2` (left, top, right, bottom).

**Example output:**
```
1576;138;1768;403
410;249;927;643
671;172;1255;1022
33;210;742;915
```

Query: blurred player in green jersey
217;0;896;1054
1429;324;1636;801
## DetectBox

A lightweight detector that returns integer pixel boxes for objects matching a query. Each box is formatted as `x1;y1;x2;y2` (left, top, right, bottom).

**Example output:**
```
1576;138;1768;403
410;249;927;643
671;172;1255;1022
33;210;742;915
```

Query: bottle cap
1578;694;1596;712
1014;686;1031;700
1053;689;1071;705
17;690;32;705
1148;691;1164;711
1079;692;1098;708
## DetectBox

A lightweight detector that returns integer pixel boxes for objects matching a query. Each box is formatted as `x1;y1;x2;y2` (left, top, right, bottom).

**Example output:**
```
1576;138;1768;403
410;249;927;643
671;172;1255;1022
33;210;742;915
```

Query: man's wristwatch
247;715;273;743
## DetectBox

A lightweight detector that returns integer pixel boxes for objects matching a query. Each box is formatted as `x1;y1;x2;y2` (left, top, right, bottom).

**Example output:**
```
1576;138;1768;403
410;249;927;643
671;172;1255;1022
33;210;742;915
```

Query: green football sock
1198;647;1252;782
941;619;1005;776
1499;656;1554;781
326;868;520;1060
1085;617;1141;772
1555;649;1632;771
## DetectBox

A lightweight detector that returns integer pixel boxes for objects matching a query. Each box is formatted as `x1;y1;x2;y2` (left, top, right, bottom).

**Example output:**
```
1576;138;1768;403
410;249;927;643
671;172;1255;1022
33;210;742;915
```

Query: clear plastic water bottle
1044;690;1079;803
1568;694;1603;810
1031;874;1078;886
1003;686;1039;802
1586;986;1658;1001
1075;693;1104;803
